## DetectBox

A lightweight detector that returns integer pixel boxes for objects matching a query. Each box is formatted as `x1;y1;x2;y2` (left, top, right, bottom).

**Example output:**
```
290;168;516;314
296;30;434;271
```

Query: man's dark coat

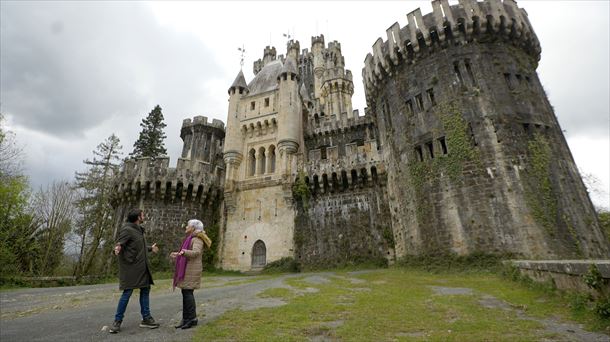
116;222;154;290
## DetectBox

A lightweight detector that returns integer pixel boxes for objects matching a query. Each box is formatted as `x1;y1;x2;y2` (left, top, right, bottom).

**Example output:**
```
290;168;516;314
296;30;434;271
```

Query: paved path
0;274;295;342
1;272;609;342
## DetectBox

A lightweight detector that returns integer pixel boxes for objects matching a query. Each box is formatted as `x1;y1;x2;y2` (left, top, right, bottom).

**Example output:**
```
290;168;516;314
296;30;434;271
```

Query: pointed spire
228;70;248;95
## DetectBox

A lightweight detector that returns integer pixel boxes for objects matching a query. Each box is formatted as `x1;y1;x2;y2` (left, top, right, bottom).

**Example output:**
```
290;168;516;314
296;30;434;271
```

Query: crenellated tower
111;116;226;266
362;0;609;258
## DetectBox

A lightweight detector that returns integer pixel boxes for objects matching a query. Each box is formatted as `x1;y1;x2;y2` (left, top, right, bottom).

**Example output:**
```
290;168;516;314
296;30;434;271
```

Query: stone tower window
426;88;436;106
320;146;327;160
405;99;414;115
465;59;477;86
264;98;270;107
426;141;434;159
268;145;276;173
248;149;256;176
258;147;266;175
453;61;464;85
438;137;448;155
415;94;424;111
415;146;424;162
250;101;256;110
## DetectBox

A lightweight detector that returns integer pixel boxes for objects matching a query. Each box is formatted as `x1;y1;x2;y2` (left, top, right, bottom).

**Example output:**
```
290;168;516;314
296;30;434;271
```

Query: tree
0;114;36;277
0;113;24;178
30;181;77;276
130;105;167;160
73;134;123;277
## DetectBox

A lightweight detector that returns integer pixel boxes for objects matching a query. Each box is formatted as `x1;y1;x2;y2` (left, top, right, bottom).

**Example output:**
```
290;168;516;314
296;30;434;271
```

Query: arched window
361;168;368;185
351;169;358;186
341;170;349;190
313;175;320;194
371;166;378;183
252;240;266;267
322;174;329;192
258;147;266;175
269;145;276;173
248;149;256;176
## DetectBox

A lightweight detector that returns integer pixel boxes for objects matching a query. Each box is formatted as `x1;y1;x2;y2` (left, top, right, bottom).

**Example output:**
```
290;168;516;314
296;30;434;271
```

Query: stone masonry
113;0;609;272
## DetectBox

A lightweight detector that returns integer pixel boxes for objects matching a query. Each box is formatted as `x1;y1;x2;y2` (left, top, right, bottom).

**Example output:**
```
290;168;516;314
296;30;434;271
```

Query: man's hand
113;244;122;255
151;243;159;254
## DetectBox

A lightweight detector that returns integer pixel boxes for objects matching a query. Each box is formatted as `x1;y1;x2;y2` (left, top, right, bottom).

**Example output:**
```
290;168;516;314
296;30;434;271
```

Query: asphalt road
0;274;293;342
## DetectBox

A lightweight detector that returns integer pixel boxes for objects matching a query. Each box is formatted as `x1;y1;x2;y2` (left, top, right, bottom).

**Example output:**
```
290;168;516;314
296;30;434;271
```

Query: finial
237;45;246;69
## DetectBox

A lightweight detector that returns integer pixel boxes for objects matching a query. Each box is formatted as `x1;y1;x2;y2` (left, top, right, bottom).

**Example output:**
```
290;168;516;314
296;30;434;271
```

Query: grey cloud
1;2;222;138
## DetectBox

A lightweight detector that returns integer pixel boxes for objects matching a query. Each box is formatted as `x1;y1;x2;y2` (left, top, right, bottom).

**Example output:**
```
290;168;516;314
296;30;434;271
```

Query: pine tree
130;105;167;160
73;134;122;277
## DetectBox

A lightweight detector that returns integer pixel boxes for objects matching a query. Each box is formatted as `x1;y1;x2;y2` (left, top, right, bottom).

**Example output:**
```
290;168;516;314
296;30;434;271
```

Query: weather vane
237;45;246;69
283;31;291;44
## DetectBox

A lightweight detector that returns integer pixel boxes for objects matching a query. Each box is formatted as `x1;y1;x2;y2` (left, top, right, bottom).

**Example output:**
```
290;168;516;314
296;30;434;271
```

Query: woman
170;219;212;329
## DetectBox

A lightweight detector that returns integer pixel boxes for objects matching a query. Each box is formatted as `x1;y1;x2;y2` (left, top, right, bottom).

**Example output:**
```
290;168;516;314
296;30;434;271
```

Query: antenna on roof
237;45;246;69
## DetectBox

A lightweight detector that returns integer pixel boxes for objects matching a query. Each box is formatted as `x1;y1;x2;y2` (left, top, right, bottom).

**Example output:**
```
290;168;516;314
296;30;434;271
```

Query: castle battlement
182;115;225;130
112;155;224;205
362;0;540;102
307;109;373;136
302;139;386;195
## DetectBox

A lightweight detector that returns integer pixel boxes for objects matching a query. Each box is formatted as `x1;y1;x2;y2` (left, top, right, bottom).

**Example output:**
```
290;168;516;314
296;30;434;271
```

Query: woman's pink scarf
173;234;193;290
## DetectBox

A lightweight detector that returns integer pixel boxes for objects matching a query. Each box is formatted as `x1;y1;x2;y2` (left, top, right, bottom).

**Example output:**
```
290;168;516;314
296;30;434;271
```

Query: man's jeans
114;287;151;322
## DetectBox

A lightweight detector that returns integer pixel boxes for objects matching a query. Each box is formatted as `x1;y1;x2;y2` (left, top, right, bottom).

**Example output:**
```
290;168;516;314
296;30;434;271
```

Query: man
109;209;160;334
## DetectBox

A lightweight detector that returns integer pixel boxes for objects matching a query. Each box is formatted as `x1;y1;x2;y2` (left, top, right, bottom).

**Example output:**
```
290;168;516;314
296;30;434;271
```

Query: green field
196;268;609;341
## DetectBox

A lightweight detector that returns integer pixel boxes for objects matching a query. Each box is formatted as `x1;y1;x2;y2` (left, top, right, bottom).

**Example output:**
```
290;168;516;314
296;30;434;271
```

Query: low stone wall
509;260;610;297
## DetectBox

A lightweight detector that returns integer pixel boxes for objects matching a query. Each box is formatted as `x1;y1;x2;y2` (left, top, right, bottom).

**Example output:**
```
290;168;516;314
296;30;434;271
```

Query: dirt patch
429;286;474;296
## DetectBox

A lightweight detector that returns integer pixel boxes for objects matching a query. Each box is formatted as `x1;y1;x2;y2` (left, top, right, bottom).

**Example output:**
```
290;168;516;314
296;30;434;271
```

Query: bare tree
0;113;24;178
30;181;77;276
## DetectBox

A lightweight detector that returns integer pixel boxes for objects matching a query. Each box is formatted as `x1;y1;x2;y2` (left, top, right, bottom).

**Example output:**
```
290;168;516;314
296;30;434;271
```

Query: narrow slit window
250;101;256;110
464;59;477;85
415;146;424;162
438;137;448;155
425;141;434;159
320;146;327;160
264;98;270;107
426;88;436;106
406;99;414;115
415;94;424;111
454;61;464;85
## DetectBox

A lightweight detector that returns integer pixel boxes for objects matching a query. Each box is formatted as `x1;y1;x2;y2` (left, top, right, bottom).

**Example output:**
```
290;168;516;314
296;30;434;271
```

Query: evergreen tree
130;105;167;160
73;134;122;277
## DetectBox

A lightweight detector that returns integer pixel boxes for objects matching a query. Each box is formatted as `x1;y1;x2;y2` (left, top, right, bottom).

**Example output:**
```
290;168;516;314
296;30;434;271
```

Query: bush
262;257;301;274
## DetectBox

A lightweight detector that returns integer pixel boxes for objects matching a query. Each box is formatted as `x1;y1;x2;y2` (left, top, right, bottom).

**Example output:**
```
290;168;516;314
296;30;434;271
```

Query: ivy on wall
524;133;558;234
408;100;481;226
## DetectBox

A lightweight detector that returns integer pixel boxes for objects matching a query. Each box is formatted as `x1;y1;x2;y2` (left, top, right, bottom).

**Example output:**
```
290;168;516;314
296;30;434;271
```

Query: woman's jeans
181;289;196;321
114;287;151;322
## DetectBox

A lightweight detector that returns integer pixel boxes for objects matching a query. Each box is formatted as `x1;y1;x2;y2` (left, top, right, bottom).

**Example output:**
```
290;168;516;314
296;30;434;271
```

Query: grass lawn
195;267;609;341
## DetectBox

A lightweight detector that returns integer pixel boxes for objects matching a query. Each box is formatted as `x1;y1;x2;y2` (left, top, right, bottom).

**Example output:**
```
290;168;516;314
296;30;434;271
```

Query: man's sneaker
109;320;122;333
139;316;160;329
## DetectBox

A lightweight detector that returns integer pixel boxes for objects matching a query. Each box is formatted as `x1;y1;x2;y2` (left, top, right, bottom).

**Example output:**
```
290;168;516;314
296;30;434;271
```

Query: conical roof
280;57;298;75
228;70;248;94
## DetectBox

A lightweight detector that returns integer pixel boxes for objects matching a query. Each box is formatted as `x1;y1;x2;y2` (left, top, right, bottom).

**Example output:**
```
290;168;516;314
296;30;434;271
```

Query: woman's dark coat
116;222;154;290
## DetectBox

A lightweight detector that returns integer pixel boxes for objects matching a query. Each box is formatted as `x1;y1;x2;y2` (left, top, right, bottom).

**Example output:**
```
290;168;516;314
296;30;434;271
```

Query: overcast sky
1;1;608;209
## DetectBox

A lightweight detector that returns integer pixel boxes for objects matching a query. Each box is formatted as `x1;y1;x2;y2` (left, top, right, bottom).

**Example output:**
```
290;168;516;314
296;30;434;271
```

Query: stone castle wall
363;0;610;258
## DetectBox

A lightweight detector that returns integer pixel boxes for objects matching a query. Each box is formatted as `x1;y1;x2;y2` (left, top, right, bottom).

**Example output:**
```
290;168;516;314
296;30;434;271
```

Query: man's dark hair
126;209;143;223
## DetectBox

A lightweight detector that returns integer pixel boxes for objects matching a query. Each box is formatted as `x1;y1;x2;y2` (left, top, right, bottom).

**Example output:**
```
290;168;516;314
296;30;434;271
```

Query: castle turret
224;70;249;188
276;51;302;175
311;35;325;99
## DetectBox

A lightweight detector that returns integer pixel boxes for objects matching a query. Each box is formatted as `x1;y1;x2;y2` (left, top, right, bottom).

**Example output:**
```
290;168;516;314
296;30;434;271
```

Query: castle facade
112;0;609;272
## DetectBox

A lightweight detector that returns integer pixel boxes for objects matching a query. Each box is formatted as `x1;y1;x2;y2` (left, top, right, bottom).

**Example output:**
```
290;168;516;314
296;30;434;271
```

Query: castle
112;0;609;272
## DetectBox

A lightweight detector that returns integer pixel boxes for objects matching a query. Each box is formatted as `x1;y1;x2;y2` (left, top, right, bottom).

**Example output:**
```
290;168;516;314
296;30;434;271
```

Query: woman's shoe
181;319;198;329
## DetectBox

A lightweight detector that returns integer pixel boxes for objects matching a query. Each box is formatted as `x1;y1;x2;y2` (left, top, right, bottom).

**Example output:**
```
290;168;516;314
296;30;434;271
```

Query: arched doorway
251;240;266;268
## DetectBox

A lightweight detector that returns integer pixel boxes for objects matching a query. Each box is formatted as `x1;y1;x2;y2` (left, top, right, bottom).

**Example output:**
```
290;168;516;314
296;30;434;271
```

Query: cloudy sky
1;1;608;209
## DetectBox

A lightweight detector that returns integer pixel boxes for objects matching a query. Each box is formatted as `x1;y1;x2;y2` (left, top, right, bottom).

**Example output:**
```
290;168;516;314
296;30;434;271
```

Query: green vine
525;133;558;234
583;264;606;291
292;170;310;210
407;101;482;226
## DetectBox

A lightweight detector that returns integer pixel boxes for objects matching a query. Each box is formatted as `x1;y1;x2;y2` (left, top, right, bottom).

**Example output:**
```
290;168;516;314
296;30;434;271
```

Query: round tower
311;35;325;99
276;49;302;175
223;70;249;186
363;0;609;258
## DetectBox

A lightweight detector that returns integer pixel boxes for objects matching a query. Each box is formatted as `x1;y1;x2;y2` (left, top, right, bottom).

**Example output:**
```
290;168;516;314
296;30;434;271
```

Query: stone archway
251;240;266;268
